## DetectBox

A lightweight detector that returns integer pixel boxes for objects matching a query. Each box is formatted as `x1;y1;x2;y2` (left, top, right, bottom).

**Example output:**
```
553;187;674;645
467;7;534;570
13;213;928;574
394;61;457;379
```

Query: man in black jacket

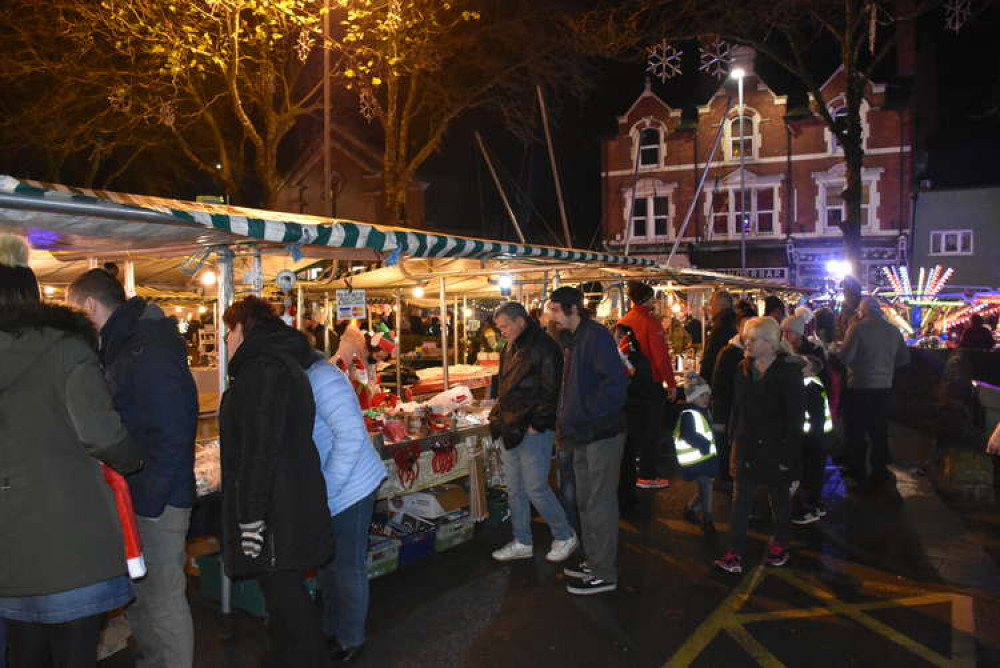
700;290;738;384
547;288;628;596
489;302;577;564
69;269;197;668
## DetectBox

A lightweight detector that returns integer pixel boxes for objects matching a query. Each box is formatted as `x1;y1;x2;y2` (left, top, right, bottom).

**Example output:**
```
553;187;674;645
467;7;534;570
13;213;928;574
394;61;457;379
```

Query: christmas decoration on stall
944;0;972;33
698;38;732;79
359;87;380;123
646;40;683;82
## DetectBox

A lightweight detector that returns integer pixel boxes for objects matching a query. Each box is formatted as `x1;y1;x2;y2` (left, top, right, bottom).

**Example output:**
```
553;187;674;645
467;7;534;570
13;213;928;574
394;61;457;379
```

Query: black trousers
842;388;892;478
257;570;329;668
7;613;104;668
794;439;828;512
727;471;791;554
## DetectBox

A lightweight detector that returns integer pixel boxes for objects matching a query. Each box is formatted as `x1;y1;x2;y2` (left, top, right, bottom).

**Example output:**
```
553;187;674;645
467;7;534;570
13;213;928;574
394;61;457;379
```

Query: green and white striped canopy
0;176;656;267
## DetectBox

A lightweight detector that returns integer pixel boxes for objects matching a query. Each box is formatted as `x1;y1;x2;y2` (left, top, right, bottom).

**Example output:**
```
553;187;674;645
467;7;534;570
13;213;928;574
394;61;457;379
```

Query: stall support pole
439;277;449;390
453;296;460;366
296;284;304;330
462;297;468;363
394;290;402;393
87;257;98;269
123;260;136;298
251;247;263;297
214;247;235;627
324;292;332;354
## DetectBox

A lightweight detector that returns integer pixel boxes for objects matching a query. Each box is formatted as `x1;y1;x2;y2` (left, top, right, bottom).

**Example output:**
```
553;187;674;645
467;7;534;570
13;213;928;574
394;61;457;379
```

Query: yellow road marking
664;566;975;668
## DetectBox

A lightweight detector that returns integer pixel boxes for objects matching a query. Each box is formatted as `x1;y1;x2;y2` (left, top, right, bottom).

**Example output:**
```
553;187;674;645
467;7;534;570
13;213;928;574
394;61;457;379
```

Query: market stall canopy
0;176;656;268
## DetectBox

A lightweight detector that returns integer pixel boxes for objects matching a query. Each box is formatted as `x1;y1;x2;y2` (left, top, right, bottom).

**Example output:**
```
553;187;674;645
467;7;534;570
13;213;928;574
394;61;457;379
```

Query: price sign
336;289;367;320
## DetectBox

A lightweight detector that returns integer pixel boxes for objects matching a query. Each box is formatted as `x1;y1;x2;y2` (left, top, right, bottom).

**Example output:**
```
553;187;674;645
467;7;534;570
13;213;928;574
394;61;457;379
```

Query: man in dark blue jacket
70;268;197;668
546;287;627;595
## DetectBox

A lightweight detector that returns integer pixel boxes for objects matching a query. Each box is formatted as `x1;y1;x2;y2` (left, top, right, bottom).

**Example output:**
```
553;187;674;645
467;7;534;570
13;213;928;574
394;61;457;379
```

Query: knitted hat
684;372;711;403
781;314;807;336
626;280;654;305
0;234;40;305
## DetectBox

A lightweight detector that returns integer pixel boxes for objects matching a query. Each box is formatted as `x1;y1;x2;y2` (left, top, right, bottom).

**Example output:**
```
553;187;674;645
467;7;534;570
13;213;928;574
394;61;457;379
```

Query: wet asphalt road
102;424;1000;667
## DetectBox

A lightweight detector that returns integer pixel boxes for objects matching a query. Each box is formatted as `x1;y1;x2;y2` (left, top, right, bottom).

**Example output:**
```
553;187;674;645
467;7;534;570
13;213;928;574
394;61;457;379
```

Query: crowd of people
0;227;929;665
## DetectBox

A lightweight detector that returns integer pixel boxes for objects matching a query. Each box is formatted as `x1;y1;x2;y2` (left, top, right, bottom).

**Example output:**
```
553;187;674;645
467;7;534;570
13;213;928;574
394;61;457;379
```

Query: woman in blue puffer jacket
306;353;387;663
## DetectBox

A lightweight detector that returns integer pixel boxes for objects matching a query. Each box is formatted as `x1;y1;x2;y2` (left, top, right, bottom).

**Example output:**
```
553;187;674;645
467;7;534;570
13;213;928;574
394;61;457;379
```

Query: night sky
423;4;1000;247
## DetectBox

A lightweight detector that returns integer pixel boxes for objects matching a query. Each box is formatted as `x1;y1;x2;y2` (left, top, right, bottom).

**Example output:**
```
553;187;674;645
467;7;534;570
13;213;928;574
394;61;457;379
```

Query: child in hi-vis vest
676;373;719;534
792;354;834;525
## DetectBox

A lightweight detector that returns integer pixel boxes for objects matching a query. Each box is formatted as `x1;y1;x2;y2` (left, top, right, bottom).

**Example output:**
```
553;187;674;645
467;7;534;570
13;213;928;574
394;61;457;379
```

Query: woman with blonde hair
714;317;805;575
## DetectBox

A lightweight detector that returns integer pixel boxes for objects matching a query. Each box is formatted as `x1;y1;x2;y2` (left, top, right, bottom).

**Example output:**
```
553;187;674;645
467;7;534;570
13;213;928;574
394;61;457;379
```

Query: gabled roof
618;80;681;124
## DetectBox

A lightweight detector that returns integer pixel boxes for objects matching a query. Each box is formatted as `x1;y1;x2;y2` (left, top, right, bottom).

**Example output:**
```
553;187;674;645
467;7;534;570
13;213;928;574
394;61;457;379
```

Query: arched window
638;127;661;167
728;115;754;159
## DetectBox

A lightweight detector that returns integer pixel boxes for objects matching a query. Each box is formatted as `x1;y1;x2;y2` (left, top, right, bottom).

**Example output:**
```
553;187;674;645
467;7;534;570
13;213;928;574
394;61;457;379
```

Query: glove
239;520;266;559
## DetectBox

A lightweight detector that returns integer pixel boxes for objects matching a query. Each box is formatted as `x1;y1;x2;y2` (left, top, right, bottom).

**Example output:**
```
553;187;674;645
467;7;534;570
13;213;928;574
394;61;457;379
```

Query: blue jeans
556;445;580;535
320;490;376;649
501;431;573;546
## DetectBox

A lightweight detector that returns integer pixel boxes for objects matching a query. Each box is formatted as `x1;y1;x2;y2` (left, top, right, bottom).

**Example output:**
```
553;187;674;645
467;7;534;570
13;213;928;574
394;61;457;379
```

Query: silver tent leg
439;277;449;390
214;248;235;637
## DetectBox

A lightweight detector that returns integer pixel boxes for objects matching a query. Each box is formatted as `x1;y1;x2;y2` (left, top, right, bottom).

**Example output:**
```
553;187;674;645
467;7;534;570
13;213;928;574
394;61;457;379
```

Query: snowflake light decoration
698;38;732;79
295;31;315;63
359;88;380;122
944;0;971;33
646;40;682;83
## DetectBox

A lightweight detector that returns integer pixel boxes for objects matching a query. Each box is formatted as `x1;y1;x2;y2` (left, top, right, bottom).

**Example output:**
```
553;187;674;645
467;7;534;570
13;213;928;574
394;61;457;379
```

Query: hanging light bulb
200;270;217;286
412;285;425;298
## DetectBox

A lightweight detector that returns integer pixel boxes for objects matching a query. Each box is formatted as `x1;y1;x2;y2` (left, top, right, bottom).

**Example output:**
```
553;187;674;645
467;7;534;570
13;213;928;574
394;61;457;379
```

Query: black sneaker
563;559;592;579
566;575;617;595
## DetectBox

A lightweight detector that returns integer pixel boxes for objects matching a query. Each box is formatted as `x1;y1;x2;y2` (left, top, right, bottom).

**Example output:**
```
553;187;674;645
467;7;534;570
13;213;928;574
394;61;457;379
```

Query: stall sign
336;289;367;320
716;267;788;282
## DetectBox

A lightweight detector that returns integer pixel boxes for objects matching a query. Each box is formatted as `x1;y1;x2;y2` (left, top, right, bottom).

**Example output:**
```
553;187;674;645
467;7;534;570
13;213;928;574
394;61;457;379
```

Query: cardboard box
391;484;469;519
434;511;475;552
371;512;437;567
367;535;400;580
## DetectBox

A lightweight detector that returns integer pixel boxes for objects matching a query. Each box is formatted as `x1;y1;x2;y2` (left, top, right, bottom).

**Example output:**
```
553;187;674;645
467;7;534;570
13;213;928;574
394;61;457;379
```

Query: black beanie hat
626;280;654;305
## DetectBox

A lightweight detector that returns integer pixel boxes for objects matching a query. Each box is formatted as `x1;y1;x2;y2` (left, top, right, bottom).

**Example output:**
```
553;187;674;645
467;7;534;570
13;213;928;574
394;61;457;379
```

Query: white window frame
621;179;678;242
629;118;667;171
929;229;974;256
812;164;883;235
701;170;782;239
824;96;870;155
723;108;762;162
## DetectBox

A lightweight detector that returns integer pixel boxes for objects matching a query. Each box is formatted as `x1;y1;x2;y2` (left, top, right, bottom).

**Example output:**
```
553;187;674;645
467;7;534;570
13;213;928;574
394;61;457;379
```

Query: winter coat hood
230;318;316;377
0;302;97;392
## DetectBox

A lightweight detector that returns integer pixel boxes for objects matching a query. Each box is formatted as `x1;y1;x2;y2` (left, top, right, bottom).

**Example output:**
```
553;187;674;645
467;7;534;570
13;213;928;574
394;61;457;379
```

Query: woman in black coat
219;297;334;667
714;317;805;575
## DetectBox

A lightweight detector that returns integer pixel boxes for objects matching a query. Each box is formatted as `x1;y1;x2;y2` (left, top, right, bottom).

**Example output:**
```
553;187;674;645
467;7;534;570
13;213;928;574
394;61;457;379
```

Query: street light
730;67;747;272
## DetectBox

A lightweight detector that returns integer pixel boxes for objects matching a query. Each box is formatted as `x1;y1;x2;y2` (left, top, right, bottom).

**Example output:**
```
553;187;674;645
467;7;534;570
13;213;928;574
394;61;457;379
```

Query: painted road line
663;564;767;667
775;570;968;668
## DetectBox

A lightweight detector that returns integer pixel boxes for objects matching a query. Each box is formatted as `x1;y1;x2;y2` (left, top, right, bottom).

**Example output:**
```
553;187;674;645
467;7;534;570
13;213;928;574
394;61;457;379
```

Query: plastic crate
371;513;437;567
434;512;475;552
367;535;400;580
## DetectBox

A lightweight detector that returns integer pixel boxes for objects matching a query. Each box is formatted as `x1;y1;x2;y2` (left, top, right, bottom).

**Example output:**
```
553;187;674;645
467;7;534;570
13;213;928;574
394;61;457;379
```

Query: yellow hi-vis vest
803;375;834;435
672;408;717;467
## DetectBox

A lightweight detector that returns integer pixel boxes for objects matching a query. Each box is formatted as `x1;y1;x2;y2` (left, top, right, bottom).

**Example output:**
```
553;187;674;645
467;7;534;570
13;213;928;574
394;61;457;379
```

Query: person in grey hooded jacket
837;297;910;485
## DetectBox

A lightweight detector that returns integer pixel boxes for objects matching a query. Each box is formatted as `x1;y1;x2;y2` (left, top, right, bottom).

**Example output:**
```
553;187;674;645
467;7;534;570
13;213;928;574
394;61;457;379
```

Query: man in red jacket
617;281;677;490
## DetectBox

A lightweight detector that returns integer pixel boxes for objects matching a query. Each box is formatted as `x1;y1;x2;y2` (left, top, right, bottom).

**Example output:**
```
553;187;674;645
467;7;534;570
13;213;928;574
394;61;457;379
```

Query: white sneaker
492;541;533;562
545;533;579;563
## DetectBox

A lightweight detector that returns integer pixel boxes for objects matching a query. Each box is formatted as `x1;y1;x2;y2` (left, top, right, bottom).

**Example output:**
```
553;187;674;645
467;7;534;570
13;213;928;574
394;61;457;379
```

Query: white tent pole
395;289;403;393
324;291;332;354
439;276;449;390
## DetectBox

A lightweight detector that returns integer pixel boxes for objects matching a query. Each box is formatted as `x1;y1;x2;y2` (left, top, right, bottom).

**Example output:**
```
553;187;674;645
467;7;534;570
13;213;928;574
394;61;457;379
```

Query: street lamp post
322;0;333;219
731;67;747;272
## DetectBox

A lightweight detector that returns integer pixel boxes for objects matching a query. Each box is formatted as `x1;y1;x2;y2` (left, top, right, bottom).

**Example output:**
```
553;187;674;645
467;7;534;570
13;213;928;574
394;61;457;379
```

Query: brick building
600;48;913;289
